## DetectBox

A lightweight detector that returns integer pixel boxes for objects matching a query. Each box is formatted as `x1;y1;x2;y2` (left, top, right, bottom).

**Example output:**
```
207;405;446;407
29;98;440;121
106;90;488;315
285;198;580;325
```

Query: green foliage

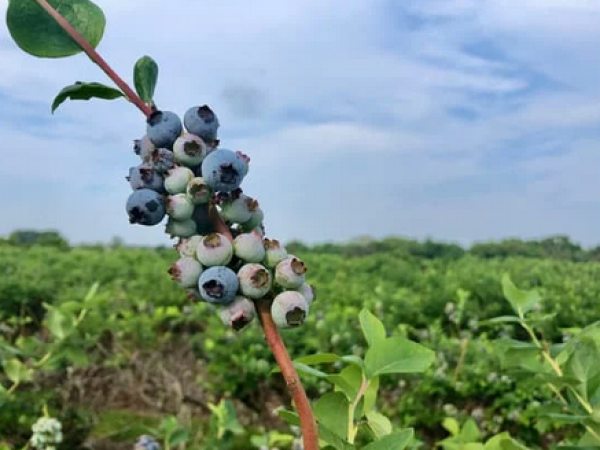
134;55;159;107
6;0;106;58
51;81;124;112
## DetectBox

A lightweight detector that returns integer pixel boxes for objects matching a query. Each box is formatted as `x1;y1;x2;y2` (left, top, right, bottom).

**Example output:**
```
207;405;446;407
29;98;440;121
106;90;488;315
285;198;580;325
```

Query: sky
1;0;600;247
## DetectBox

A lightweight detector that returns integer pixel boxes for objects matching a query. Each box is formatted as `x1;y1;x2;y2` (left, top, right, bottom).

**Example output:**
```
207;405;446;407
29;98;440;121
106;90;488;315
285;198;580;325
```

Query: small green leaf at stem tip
51;82;125;113
134;55;159;106
6;0;106;58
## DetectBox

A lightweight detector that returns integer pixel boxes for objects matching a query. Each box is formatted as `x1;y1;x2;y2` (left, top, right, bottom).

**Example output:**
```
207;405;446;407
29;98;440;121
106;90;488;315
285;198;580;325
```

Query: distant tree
7;230;69;250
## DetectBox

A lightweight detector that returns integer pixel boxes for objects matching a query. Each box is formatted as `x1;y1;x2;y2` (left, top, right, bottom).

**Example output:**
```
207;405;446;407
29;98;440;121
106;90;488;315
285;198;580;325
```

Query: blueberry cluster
126;106;315;330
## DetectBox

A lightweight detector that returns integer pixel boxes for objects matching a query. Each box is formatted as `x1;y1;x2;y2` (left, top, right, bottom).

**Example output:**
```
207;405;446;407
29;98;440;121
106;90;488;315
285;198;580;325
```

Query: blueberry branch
33;0;153;118
255;300;320;450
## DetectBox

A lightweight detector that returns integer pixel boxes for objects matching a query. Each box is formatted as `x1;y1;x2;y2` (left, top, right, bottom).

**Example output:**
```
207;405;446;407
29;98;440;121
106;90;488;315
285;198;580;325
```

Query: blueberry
126;189;165;226
164;166;195;195
219;295;256;331
275;256;307;289
173;133;207;167
198;266;239;305
271;291;309;329
221;194;258;223
135;435;161;450
148;148;175;174
166;193;195;221
165;217;197;238
184;105;220;141
201;148;247;193
233;232;265;263
237;263;272;299
187;177;212;204
146;110;183;149
196;233;233;266
168;256;203;288
263;238;288;268
127;164;165;193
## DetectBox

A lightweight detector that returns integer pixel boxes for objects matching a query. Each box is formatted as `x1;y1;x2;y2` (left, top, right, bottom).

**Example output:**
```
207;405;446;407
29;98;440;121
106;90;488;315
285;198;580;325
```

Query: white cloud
0;0;599;246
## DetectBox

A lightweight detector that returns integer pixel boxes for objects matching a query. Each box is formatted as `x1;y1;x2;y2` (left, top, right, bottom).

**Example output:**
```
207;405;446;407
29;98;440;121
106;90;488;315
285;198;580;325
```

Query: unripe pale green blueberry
263;238;288;268
221;194;257;223
271;291;309;329
295;282;316;306
275;256;307;289
240;206;264;231
196;233;233;266
166;194;194;220
219;295;256;331
173;133;207;167
166;218;197;238
164;166;195;194
233;232;266;263
237;263;272;299
168;257;203;288
187;177;212;204
176;235;203;258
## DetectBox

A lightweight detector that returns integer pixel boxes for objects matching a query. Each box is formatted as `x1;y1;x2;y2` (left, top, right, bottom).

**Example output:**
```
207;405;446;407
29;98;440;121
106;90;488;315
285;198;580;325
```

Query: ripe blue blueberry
135;435;161;450
146;110;183;149
198;266;239;305
126;189;165;226
237;263;272;299
134;135;155;161
184;105;220;141
219;295;256;331
271;291;310;328
148;148;175;174
201;148;247;193
127;164;164;193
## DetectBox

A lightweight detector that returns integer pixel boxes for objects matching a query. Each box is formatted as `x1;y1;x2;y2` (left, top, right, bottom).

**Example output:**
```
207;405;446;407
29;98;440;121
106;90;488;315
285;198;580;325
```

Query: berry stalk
34;0;153;117
255;300;319;450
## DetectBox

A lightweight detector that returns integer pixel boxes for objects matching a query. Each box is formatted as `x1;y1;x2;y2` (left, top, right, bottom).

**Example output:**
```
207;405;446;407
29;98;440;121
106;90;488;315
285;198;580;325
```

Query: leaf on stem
134;55;159;106
51;82;125;113
6;0;106;58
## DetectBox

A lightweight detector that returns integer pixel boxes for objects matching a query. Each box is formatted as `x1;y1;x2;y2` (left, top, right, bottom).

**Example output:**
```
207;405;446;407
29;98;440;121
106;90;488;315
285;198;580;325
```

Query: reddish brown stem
34;0;153;118
256;300;320;450
207;202;233;242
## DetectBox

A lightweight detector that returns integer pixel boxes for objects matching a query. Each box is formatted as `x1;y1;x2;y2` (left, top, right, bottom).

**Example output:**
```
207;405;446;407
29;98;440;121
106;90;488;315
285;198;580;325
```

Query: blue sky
1;0;600;247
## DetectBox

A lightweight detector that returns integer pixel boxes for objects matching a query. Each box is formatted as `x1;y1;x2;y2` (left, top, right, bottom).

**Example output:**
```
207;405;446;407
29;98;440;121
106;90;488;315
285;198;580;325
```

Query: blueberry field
3;235;600;449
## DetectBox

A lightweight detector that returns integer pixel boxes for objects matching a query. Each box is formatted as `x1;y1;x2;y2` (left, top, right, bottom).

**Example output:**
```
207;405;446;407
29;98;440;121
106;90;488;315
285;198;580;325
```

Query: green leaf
51;82;124;113
134;55;159;106
366;410;392;439
340;354;365;369
360;309;387;347
318;423;354;450
3;358;33;383
295;353;342;365
44;305;76;341
480;316;523;325
168;429;190;447
442;418;460;436
460;419;482;442
277;409;300;427
84;282;100;302
294;362;329;378
6;0;106;58
538;413;590;424
564;337;600;402
362;428;414;450
499;437;532;450
363;375;379;413
314;392;350;440
327;364;363;401
501;274;541;318
364;336;435;378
